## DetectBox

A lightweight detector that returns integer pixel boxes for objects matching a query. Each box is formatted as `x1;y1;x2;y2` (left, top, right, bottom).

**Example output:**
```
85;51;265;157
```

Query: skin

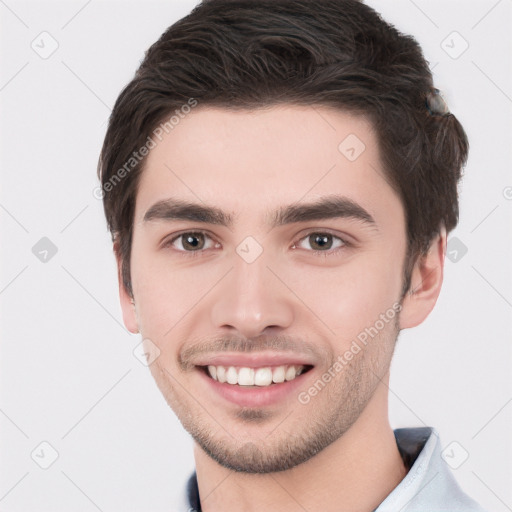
116;105;446;512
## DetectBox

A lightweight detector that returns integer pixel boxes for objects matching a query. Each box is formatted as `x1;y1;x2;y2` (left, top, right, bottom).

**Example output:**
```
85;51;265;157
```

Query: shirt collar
185;427;484;512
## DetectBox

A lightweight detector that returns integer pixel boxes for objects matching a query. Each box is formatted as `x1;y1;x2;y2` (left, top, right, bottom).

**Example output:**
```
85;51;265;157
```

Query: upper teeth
207;365;305;386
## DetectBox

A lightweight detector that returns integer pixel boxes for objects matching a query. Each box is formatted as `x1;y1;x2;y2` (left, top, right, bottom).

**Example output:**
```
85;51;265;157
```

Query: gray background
1;0;511;510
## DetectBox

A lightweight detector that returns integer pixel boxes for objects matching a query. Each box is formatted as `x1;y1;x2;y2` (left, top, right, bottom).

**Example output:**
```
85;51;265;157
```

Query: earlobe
398;226;446;330
114;242;139;334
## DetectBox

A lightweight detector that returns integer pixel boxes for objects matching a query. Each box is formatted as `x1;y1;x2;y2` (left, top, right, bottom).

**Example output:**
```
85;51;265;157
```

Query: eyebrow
143;199;231;225
143;195;376;228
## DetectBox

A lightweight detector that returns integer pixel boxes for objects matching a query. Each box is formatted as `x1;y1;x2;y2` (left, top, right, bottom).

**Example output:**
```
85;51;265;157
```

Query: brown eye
170;232;217;252
294;232;346;253
309;233;333;250
181;233;205;250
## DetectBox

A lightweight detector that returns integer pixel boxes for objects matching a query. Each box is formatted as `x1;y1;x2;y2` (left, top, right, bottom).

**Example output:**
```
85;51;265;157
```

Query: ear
399;226;446;330
114;242;139;334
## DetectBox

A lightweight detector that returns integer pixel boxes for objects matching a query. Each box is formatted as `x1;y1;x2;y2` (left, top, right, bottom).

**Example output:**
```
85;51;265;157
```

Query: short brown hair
98;0;469;297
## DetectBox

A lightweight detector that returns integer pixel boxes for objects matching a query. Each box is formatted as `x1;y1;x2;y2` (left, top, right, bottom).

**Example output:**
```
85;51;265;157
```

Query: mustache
178;334;326;371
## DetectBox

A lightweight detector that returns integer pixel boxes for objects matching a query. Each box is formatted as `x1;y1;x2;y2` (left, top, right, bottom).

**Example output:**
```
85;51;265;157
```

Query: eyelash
163;230;349;259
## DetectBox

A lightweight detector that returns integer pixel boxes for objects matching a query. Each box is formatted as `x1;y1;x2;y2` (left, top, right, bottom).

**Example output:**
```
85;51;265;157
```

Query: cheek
130;245;226;337
284;252;403;339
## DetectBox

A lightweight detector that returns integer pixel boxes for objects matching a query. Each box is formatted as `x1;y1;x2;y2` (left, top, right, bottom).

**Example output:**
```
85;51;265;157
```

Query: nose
210;251;294;339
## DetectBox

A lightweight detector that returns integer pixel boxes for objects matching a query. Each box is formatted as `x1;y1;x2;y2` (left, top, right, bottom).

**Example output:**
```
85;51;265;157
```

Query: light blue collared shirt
377;428;486;511
180;427;487;511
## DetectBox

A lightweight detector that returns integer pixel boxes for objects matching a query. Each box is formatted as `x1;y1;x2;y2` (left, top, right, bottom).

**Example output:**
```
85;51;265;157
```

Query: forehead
134;105;402;228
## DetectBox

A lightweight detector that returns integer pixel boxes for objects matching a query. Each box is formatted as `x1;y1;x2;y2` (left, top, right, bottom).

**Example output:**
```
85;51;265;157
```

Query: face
118;105;435;473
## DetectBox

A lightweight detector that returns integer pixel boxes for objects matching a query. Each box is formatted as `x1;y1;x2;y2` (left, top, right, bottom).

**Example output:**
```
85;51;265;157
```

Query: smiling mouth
202;364;313;387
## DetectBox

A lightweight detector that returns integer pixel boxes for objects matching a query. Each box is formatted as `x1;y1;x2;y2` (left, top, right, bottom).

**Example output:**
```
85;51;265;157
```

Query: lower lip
198;368;311;408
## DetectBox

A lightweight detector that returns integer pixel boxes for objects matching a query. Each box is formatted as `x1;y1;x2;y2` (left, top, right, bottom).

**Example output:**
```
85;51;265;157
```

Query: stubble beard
148;318;399;474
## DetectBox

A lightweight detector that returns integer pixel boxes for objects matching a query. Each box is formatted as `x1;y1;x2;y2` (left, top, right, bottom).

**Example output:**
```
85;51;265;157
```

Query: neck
193;381;407;512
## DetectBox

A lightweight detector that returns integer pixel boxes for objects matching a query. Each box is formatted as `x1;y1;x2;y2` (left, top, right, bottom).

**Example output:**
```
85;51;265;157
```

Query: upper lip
192;352;315;368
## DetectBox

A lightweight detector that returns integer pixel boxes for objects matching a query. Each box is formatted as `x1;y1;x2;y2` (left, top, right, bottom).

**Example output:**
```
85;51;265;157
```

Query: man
97;0;485;510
